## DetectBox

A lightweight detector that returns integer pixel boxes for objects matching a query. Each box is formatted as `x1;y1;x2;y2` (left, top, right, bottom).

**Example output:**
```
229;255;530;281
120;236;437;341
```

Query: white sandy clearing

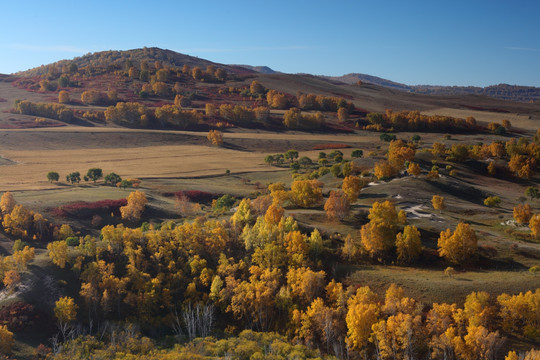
401;203;440;220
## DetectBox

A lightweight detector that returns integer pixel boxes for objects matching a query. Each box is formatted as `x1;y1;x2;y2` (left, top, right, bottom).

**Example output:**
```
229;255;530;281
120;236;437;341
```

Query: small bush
65;237;80;246
484;196;501;207
444;267;457;277
380;133;397;142
212;194;236;213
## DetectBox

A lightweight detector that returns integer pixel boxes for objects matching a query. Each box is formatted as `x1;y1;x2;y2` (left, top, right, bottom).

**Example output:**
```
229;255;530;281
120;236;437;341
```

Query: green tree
351;149;363;158
66;172;81;184
285;149;299;163
525;186;539;200
47;171;59;182
104;172;122;186
86;168;103;184
213;194;236;213
118;179;132;189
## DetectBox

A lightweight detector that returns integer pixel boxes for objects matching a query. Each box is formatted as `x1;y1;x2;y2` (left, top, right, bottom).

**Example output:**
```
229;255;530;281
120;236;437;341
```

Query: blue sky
1;0;539;86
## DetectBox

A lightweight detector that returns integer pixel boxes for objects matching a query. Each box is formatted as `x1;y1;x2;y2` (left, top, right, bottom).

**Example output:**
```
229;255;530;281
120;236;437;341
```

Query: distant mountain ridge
321;73;540;103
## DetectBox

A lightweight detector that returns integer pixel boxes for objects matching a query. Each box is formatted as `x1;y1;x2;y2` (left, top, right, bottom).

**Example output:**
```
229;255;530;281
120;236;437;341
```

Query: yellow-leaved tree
438;222;477;264
408;162;421;176
395;225;422;264
290;180;323;208
0;192;16;215
529;214;540;239
47;241;68;268
0;325;14;355
360;201;404;258
432;195;445;211
342;175;363;202
120;190;148;222
345;286;380;354
55;296;78;340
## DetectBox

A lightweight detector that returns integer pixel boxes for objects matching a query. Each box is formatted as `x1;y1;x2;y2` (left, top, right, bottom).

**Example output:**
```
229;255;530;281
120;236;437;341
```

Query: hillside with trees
0;48;538;359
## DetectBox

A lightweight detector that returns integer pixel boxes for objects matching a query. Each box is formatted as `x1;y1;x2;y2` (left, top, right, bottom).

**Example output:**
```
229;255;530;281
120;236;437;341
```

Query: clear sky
1;0;539;87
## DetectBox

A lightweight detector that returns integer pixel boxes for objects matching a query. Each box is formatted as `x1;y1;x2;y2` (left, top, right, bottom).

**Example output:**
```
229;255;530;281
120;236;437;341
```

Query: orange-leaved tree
513;203;532;224
324;190;350;221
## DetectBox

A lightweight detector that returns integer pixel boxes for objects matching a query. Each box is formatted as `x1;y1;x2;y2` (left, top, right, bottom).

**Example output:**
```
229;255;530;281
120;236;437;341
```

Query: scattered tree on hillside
361;201;404;258
120;191;148;222
395;225;422;264
205;103;216;117
250;80;265;94
66;172;81;184
374;161;394;180
337;107;348;122
525;186;539;201
513;203;532;224
408;162;421;177
290;180;323;208
324;190;350;221
508;155;534;179
484;196;501;207
47;241;68;269
86;168;103;184
47;171;60;182
487;161;496;176
438;222;477;264
529;214;540;239
0;192;16;215
104;172;122;186
58;90;70;104
118;179;132;189
207;130;224;146
54;296;78;341
342;175;362;202
351;149;363;158
432;195;446;211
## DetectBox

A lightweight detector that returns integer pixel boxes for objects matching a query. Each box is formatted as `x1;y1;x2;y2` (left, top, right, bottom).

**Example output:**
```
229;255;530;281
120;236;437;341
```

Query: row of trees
14;100;74;122
104;102;203;128
48;169;130;187
365;110;478;133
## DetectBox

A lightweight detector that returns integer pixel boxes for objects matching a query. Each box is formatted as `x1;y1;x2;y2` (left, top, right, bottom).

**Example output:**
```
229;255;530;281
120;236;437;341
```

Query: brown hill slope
4;47;540;132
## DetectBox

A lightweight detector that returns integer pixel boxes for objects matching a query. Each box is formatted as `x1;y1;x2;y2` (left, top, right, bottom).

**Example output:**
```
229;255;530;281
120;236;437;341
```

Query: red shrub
0;302;42;331
52;198;127;218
